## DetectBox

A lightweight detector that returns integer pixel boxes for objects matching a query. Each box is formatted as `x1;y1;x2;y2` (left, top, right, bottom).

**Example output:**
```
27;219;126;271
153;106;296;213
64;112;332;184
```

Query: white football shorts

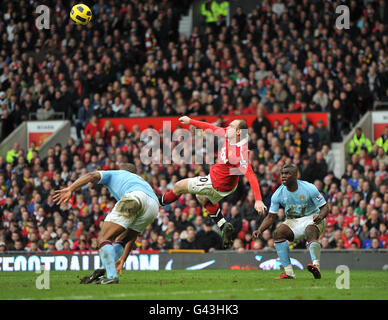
104;190;159;232
282;213;326;240
187;174;237;204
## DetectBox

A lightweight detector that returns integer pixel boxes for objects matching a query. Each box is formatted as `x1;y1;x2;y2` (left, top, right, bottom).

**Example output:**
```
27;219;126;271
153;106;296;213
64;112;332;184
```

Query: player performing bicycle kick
159;116;267;249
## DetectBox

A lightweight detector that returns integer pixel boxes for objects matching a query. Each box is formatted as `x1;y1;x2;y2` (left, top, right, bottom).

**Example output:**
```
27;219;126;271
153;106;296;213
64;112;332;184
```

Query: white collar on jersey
229;136;249;147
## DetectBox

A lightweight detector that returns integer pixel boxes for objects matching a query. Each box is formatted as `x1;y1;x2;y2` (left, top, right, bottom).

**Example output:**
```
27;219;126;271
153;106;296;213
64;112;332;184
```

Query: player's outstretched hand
115;257;125;275
179;116;190;124
254;200;267;215
252;230;261;239
53;187;72;205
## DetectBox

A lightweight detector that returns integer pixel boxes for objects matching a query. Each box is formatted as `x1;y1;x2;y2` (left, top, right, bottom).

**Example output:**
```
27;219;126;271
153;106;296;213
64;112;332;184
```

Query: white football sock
284;264;295;277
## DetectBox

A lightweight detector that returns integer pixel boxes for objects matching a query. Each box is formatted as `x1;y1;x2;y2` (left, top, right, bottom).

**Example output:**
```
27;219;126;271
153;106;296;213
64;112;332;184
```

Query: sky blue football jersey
98;170;158;203
269;180;326;219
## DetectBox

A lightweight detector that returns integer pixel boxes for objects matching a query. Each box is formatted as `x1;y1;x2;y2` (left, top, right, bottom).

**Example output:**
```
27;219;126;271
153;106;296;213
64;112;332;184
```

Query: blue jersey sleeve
98;171;111;185
309;184;326;208
269;189;281;214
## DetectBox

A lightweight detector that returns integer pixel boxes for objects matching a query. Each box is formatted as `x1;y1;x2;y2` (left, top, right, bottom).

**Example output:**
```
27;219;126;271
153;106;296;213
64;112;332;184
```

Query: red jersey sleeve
188;119;226;137
242;162;262;201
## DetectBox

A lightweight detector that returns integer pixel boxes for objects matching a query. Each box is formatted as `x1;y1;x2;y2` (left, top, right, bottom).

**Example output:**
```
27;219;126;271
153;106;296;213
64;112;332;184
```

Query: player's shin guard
161;190;179;205
205;202;226;229
274;240;294;277
308;241;321;269
99;240;118;279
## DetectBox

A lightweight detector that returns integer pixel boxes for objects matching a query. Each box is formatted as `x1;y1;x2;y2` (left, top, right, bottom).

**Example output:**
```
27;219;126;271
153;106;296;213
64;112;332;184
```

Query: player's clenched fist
179;116;190;124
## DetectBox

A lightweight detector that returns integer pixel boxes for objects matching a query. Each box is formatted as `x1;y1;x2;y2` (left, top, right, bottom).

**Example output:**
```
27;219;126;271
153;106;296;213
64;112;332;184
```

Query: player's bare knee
274;224;294;242
273;228;284;241
305;225;319;242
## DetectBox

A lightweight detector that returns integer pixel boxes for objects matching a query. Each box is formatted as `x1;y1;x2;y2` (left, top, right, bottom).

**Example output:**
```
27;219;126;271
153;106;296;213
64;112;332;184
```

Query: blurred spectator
375;127;388;154
75;98;94;141
226;206;242;239
47;239;56;252
36;100;55;121
366;209;382;230
378;223;388;248
200;0;218;27
180;229;197;250
362;227;383;249
242;232;253;250
252;107;271;137
193;215;204;232
232;238;245;253
315;121;331;148
194;219;221;252
6;143;20;165
55;232;74;251
342;227;361;249
349;128;373;156
151;234;172;251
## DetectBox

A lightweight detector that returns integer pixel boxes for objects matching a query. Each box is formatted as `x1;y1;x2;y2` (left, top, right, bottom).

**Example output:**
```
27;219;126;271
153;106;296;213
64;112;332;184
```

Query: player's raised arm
53;171;101;205
242;162;267;215
179;116;226;137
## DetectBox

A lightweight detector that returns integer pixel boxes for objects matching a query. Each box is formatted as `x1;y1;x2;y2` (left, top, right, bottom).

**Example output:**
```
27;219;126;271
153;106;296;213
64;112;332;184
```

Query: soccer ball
70;4;92;25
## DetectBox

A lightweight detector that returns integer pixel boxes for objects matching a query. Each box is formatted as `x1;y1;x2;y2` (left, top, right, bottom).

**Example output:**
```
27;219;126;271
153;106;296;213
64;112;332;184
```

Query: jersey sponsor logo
219;146;228;164
239;160;247;168
286;205;307;219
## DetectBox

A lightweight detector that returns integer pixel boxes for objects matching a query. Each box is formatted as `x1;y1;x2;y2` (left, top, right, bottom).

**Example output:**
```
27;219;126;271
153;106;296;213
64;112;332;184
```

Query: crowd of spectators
0;0;388;255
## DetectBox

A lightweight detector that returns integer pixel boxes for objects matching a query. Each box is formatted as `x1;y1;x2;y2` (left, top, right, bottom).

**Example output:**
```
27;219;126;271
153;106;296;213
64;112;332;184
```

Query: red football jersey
189;119;262;201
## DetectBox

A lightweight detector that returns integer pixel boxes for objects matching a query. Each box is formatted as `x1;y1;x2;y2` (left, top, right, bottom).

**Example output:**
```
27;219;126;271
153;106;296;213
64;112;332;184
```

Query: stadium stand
0;0;388;254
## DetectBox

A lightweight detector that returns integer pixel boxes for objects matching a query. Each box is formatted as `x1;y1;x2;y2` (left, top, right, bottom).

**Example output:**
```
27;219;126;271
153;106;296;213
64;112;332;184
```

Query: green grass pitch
1;270;387;300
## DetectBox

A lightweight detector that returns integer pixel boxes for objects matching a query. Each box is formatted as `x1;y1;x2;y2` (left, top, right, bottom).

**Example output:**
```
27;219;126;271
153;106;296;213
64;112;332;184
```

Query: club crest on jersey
240;160;247;168
299;194;306;201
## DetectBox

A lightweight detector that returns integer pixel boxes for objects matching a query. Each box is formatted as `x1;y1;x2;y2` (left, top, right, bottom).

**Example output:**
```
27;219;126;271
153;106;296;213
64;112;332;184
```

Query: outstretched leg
305;224;322;279
273;224;295;279
159;179;189;205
